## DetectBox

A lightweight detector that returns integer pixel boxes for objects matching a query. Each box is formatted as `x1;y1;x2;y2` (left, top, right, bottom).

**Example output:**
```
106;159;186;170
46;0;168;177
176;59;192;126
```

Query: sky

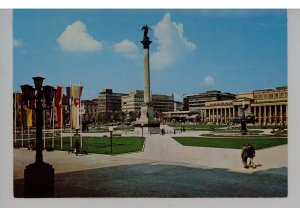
13;9;287;101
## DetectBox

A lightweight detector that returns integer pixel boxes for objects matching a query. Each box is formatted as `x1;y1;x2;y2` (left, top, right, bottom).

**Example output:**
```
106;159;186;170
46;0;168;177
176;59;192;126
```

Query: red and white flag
71;86;83;129
55;86;63;128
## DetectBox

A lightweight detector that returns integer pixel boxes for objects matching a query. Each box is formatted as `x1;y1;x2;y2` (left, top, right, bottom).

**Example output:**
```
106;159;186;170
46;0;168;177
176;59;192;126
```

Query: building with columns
202;86;288;126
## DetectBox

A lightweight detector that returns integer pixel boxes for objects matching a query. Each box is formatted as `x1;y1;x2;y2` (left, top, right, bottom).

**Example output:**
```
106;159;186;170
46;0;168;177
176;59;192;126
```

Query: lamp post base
24;162;54;198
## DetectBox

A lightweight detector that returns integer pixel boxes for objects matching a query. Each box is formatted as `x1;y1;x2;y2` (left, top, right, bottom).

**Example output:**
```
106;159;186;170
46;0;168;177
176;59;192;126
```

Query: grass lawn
173;136;287;150
15;136;145;155
170;124;227;131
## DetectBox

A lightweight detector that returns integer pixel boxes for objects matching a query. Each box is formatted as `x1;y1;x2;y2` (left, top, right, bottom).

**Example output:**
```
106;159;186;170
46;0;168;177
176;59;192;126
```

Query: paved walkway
13;130;287;197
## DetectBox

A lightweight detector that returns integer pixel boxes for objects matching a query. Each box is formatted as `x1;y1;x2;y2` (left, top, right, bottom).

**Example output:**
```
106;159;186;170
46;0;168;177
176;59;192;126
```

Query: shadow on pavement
14;164;287;198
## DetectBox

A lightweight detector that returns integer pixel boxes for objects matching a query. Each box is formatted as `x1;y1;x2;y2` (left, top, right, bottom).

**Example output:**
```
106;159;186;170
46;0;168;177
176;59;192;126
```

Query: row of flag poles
13;84;84;150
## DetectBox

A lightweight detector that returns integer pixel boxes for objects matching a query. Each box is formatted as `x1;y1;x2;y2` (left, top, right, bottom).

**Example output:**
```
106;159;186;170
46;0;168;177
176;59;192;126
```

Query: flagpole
79;81;83;148
14;92;17;144
21;101;24;147
52;95;55;149
70;83;72;148
21;122;24;147
28;126;30;146
43;109;46;148
60;83;63;150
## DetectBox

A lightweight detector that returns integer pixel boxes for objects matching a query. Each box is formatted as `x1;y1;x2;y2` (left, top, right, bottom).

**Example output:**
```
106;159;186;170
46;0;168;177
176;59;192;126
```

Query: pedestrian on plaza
241;144;249;168
247;144;256;169
74;140;80;156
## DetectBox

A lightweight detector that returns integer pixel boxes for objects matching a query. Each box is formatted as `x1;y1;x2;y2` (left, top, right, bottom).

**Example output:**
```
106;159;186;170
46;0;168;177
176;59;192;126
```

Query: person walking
74;140;80;156
247;144;256;169
241;144;249;168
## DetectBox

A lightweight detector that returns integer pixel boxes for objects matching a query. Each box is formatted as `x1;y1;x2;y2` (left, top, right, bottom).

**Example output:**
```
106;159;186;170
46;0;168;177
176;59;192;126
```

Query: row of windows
254;92;288;99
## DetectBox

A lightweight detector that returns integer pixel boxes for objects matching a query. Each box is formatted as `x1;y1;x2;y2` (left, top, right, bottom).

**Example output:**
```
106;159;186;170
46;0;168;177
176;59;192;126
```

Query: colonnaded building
168;86;288;126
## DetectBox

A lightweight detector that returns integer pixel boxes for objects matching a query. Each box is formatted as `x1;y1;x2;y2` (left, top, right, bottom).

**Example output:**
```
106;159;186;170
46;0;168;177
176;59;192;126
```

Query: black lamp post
21;76;56;197
141;123;144;138
109;127;113;154
240;104;247;135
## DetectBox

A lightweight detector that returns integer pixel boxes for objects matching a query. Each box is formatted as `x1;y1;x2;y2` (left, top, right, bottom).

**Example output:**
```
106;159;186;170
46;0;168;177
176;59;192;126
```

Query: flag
71;86;83;129
15;93;23;127
55;86;63;128
23;105;33;127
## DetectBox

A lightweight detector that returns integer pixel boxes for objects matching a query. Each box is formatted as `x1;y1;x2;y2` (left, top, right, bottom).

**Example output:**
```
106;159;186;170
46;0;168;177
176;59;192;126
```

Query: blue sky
13;9;287;101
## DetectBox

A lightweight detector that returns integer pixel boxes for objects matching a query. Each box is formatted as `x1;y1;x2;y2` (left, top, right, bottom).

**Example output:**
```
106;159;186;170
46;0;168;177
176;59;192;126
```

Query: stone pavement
13;130;288;197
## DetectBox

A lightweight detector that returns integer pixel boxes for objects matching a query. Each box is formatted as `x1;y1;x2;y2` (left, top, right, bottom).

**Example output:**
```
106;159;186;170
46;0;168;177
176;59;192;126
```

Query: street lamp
141;123;144;138
20;76;56;197
109;127;113;154
240;103;247;135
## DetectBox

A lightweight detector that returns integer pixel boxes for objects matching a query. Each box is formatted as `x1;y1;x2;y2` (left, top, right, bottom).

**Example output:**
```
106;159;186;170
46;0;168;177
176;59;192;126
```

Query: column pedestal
134;105;160;134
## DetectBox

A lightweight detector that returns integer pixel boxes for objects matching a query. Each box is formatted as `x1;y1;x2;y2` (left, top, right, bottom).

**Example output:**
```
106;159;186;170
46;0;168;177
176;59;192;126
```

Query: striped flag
55;86;63;128
71;86;83;129
23;105;33;127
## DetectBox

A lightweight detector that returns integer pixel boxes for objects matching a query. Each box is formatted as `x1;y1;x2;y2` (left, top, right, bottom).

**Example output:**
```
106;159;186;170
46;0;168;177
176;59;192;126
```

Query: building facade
98;89;128;113
122;90;144;113
122;90;176;114
183;90;236;111
82;99;99;123
202;86;288;126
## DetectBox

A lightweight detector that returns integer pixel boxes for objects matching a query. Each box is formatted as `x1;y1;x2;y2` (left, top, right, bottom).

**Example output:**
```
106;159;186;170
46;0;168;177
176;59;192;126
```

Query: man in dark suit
241;144;256;169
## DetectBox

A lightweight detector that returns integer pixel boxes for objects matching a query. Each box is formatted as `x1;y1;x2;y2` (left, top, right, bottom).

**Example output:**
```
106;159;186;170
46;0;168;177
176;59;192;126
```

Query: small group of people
241;143;256;169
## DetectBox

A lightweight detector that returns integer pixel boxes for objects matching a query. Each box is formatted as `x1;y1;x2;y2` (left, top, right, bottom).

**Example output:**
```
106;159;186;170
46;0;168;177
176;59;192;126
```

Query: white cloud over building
57;21;102;52
151;13;196;70
200;75;216;86
113;39;139;59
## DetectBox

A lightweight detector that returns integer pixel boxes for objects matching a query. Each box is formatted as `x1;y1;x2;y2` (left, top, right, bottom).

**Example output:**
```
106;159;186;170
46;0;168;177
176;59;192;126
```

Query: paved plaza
13;130;288;197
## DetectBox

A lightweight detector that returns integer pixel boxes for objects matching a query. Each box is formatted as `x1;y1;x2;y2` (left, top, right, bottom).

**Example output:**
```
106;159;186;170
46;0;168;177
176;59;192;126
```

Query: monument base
24;162;54;198
134;105;160;134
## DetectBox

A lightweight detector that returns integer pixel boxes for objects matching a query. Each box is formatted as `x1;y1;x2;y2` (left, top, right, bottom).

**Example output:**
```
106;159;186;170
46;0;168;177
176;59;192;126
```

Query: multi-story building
98;89;128;113
122;90;144;113
183;90;236;111
122;90;176;113
82;99;99;123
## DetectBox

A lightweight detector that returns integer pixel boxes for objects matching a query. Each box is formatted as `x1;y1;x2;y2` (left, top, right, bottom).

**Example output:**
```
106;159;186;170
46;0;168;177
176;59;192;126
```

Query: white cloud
13;39;23;47
57;21;102;52
200;75;216;86
151;13;196;70
113;39;138;59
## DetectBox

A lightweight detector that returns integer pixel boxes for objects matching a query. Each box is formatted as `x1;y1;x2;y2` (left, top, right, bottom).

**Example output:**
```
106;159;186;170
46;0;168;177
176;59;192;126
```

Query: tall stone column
142;39;151;105
253;106;256;123
259;106;262;125
275;105;277;125
225;108;227;123
280;105;283;125
233;106;236;119
269;105;272;125
264;106;267;126
134;25;160;134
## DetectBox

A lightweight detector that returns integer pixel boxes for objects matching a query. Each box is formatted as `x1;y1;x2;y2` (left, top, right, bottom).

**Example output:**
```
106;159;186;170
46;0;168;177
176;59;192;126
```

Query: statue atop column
142;24;151;38
141;24;152;49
